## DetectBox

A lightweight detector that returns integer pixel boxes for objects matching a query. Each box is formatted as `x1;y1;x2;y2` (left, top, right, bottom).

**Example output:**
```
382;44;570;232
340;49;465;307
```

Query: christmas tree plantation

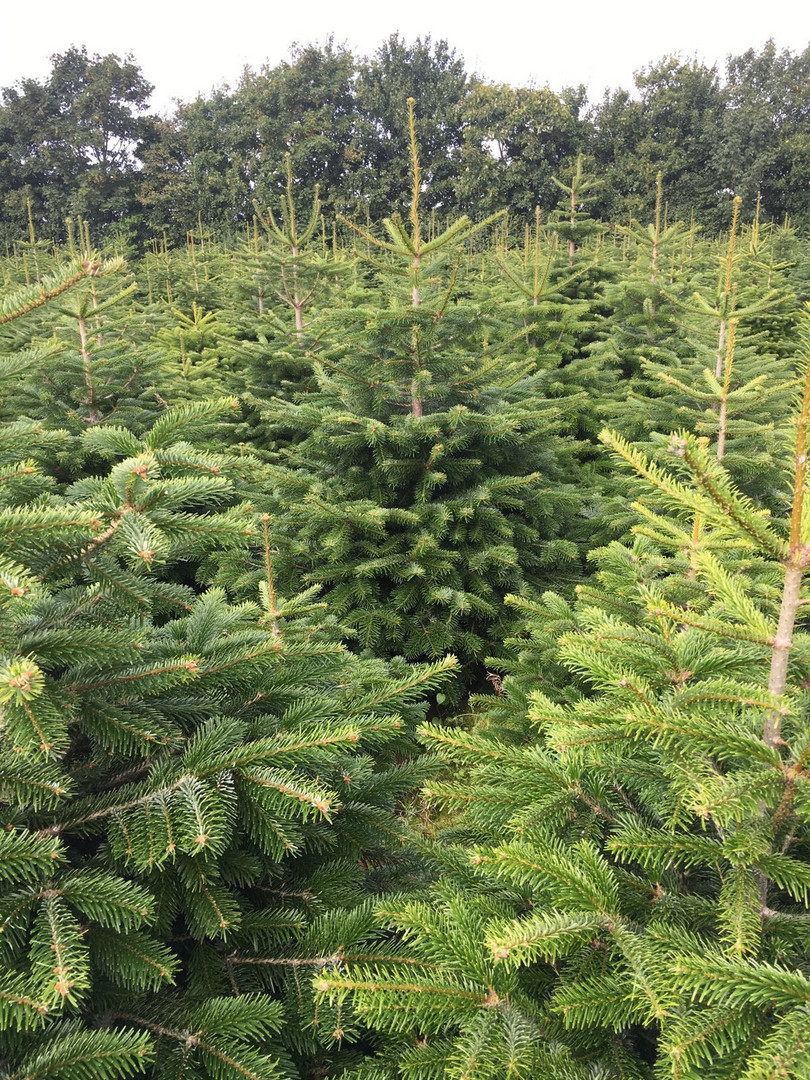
2;148;810;1080
252;103;592;676
316;316;810;1078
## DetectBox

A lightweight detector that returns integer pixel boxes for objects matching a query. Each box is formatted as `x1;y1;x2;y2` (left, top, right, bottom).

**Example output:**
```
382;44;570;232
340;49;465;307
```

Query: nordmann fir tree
0;251;163;436
251;154;327;338
149;300;238;403
315;313;810;1078
255;100;585;675
587;171;689;393
233;159;356;436
486;204;610;449
0;259;108;500
547;154;603;268
609;196;798;506
0;272;457;1080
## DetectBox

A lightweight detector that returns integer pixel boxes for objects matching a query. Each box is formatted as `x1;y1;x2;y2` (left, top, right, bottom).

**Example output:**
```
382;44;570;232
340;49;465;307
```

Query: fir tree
547;153;603;267
316;312;810;1078
251;155;327;337
252;101;586;674
486;204;611;447
231;163;357;425
0;252;163;433
608;196;798;504
149;300;237;402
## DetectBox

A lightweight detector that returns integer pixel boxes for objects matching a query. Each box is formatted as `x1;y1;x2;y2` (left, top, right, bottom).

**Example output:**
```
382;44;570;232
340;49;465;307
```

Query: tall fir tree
249;101;589;677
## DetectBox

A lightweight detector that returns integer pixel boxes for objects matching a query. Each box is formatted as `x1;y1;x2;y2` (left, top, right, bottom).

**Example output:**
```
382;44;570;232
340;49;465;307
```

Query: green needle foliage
0;266;457;1080
4;138;810;1080
232;162;357;429
250;154;329;337
485;207;607;442
315;313;810;1078
607;196;799;505
0;253;164;434
588;173;690;391
547;153;603;267
148;300;238;402
253;102;587;674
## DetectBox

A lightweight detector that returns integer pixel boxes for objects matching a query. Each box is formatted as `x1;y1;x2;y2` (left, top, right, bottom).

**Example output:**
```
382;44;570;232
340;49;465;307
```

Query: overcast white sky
1;0;808;114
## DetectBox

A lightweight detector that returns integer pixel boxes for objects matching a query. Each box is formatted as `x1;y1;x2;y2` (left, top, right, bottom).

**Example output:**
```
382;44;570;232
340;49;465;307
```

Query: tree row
2;36;809;247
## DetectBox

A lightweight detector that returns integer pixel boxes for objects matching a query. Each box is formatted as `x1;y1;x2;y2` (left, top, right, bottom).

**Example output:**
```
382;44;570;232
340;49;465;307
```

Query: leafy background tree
352;35;471;219
0;46;153;242
720;41;810;225
6;37;810;245
455;83;587;220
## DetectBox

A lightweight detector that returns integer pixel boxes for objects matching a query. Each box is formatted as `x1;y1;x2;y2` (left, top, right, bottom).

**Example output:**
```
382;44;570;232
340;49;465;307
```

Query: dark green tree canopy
0;46;154;239
241;39;358;216
5;38;810;242
456;83;586;219
352;34;472;217
720;40;810;223
591;56;725;226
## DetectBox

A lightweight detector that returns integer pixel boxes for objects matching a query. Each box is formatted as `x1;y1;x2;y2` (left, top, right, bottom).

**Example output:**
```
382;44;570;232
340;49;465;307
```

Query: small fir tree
597;195;799;518
547;153;603;267
0;253;166;433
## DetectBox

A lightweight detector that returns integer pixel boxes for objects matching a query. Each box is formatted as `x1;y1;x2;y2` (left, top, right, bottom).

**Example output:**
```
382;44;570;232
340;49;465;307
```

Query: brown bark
78;313;100;424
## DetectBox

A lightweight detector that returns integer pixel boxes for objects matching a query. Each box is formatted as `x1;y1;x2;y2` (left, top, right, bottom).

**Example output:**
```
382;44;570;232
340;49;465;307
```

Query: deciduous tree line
1;35;809;246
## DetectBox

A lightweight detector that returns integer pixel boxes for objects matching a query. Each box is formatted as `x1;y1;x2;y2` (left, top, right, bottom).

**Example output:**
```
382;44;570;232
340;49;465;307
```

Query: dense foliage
2;38;810;245
1;121;810;1080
